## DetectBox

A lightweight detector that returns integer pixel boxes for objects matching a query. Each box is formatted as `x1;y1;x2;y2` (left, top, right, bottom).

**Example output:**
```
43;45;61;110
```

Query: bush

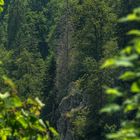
101;8;140;140
0;75;59;140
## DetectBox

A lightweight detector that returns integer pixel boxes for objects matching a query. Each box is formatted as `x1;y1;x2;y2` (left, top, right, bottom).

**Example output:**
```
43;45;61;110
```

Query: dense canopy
0;0;140;140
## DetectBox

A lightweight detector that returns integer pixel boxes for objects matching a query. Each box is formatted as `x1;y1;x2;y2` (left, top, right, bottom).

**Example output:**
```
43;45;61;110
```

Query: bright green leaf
119;71;136;80
16;115;28;129
49;127;59;136
128;30;140;36
0;92;10;99
131;82;140;93
100;104;120;113
35;97;45;108
106;88;122;96
101;58;116;68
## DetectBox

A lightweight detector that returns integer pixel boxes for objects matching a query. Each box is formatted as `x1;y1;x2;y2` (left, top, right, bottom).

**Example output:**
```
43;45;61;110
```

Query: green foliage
57;0;119;139
0;0;133;139
0;75;59;140
102;7;140;140
0;1;60;139
71;108;88;139
0;0;48;98
120;8;140;22
0;0;4;12
13;48;46;97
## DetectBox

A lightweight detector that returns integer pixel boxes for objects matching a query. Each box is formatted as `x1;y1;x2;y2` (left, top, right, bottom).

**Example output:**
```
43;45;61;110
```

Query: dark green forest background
0;0;140;140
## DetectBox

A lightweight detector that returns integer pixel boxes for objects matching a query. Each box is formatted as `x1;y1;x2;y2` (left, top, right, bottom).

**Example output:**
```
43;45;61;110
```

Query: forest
0;0;140;140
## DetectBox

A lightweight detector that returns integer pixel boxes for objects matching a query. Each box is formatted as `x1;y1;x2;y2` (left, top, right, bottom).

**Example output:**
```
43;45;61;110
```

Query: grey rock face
57;85;86;140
